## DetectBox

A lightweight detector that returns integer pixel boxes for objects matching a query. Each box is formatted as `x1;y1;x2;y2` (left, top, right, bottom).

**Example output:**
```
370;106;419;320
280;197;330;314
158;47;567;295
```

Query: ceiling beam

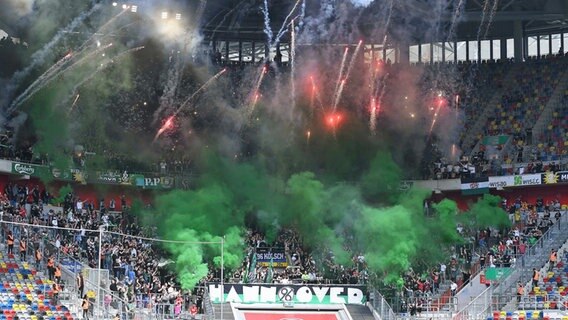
459;11;566;21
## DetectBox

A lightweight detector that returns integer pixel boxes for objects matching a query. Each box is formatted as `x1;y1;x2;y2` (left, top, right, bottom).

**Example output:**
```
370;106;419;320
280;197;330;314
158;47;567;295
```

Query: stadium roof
200;0;568;44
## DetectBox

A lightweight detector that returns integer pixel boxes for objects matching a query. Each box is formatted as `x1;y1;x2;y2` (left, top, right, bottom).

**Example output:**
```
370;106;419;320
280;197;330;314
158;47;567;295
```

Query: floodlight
161;12;168;19
131;5;137;12
112;2;117;6
175;13;182;20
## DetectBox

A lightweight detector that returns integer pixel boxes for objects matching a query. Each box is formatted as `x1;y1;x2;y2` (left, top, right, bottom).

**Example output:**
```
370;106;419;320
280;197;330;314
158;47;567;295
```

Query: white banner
488;174;541;189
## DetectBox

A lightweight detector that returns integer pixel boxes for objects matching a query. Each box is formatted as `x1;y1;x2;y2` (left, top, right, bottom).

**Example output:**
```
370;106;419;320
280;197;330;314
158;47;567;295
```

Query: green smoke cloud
12;2;514;290
461;194;511;230
51;184;72;206
432;199;462;244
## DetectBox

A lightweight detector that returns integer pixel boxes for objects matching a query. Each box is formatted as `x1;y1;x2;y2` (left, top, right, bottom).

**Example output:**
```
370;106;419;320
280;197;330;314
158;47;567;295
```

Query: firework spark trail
290;19;297;109
53;43;113;77
333;41;362;110
368;72;389;133
366;0;394;130
309;77;315;112
155;51;184;123
380;0;395;48
262;0;274;46
476;0;492;41
174;69;227;117
247;66;268;118
299;0;306;24
12;7;127;110
376;77;388;110
153;116;176;143
77;7;129;53
13;43;113;110
272;0;303;46
483;0;499;39
369;97;377;132
9;52;73;110
10;43;114;112
310;76;324;110
36;52;73;84
368;60;381;98
210;0;246;38
429;100;445;136
344;40;363;81
69;94;80;114
65;46;145;108
153;65;227;142
333;47;349;106
7;4;101;92
333;80;346;111
447;0;466;40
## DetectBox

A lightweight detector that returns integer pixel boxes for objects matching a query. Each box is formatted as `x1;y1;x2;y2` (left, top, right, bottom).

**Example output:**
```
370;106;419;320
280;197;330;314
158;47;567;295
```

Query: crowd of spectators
396;195;565;314
539;90;568;160
0;182;203;318
0;177;566;319
222;228;365;286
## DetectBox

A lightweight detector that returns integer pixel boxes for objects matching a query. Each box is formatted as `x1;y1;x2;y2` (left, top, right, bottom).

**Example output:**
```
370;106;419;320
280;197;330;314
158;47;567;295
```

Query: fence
369;289;397;320
452;211;568;318
492;212;568;300
452;286;493;320
202;286;215;319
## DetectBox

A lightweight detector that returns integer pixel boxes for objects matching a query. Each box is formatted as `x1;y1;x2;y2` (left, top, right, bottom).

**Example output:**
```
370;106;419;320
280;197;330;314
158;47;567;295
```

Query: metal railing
452;212;568;318
453;286;493;319
369;289;397;320
493;213;568;298
203;286;216;319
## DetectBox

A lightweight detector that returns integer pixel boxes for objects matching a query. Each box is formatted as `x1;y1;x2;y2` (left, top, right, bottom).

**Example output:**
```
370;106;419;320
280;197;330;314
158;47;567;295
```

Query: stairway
346;304;377;320
457;213;568;318
212;303;235;320
530;65;568;147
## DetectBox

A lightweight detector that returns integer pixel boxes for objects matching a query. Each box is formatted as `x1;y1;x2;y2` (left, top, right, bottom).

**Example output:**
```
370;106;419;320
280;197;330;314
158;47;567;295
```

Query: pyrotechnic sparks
153;116;176;142
77;7;129;52
333;40;363;110
174;68;227;116
10;43;114;112
451;143;457;159
9;52;73;110
261;0;274;47
369;97;377;133
273;0;303;46
69;94;80;114
325;112;344;130
333;79;346;111
290;19;297;109
246;65;268;119
309;76;316;111
333;47;349;106
344;40;363;82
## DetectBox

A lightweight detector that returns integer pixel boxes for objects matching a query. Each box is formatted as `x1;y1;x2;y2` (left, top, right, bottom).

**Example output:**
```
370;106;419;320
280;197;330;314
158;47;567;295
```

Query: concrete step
346;304;377;320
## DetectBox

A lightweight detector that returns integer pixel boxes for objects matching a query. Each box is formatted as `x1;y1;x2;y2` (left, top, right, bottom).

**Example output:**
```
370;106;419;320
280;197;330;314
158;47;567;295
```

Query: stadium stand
0;250;77;320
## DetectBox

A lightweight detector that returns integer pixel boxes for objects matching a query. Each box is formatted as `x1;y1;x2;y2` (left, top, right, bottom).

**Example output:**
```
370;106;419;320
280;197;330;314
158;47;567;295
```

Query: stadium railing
369;288;397;320
452;212;568;318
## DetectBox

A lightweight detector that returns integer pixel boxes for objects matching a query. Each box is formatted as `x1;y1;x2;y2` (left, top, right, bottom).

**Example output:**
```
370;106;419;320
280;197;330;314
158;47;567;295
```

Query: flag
266;258;274;284
245;251;257;284
460;176;489;195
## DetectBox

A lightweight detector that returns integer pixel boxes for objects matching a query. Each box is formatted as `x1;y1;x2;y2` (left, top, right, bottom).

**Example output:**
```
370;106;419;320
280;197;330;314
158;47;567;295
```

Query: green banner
10;161;175;189
11;162;50;177
482;135;509;146
485;267;512;281
133;175;175;189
